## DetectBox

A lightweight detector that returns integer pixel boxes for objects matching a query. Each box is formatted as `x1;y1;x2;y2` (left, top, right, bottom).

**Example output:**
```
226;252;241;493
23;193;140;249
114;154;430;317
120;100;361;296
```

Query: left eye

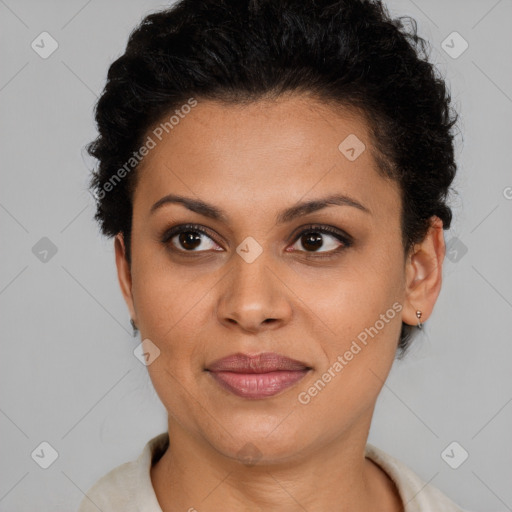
289;228;350;254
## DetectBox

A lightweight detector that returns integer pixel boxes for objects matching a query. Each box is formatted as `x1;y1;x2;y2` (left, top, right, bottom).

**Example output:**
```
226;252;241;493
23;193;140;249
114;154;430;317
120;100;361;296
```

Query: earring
416;310;423;330
130;318;138;336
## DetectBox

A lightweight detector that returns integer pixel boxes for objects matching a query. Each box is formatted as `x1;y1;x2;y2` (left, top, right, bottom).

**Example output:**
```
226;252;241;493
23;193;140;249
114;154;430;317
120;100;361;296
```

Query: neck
151;415;403;512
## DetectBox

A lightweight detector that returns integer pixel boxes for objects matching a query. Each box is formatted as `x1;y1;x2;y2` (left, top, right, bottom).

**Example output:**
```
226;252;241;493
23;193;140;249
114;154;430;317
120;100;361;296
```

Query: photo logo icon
441;441;469;469
31;32;59;59
338;134;366;161
31;441;59;469
134;338;161;366
237;442;263;466
236;237;263;264
441;32;468;59
445;237;468;263
32;237;58;263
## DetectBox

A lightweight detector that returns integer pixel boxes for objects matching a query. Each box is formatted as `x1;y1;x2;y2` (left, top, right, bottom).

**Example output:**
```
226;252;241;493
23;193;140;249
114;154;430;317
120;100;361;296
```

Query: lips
206;352;311;399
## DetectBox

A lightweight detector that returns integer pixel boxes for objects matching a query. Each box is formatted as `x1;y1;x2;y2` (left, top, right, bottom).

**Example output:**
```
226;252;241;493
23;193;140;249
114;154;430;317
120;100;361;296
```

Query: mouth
205;352;312;399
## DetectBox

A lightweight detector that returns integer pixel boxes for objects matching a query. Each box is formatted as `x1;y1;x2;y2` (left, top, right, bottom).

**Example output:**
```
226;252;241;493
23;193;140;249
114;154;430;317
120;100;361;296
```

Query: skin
114;94;445;512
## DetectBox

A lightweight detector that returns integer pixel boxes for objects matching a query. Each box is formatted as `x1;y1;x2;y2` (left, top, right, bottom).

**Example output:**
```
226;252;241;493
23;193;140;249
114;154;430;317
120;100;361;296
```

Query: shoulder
77;459;137;512
365;443;470;512
77;433;169;512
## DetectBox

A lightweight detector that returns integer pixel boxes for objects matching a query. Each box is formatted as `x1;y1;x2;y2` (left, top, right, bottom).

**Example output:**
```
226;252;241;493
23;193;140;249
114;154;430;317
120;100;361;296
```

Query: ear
114;232;137;324
403;216;445;327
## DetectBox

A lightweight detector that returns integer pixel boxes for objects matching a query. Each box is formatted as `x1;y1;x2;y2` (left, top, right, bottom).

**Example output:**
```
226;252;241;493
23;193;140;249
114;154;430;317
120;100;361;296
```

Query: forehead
133;94;400;222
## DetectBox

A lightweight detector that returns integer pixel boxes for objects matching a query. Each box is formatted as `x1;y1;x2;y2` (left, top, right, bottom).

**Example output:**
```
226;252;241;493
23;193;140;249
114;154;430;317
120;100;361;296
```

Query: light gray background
1;0;511;511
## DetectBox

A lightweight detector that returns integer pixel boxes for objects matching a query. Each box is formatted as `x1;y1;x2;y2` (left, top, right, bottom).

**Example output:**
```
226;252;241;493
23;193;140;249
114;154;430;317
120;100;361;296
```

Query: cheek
299;240;404;338
130;247;219;380
130;264;213;423
302;241;405;386
131;236;200;333
294;277;404;433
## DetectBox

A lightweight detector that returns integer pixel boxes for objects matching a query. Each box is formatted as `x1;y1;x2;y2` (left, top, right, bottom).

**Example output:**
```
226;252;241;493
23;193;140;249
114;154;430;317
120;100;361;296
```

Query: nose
216;252;293;333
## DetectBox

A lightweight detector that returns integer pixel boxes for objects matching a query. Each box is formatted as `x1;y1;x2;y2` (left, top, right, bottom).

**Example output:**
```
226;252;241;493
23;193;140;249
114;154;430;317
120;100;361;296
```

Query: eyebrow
150;193;371;224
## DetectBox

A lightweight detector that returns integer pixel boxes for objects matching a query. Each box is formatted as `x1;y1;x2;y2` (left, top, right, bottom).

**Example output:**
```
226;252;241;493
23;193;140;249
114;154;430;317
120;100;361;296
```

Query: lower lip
208;370;310;399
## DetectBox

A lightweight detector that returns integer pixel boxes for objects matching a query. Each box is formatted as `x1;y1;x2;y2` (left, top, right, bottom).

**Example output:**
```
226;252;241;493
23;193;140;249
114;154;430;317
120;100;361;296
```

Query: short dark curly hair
87;0;458;358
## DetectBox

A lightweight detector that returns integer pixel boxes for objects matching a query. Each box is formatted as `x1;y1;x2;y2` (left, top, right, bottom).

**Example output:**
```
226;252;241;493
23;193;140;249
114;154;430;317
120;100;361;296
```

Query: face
115;94;443;463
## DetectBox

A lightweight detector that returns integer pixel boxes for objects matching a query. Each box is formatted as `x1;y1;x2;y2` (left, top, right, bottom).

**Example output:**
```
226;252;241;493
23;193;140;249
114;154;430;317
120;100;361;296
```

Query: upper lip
206;352;311;373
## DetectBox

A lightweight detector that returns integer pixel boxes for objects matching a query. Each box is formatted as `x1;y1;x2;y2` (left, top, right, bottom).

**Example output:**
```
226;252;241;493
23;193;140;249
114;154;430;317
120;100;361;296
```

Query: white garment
77;432;467;512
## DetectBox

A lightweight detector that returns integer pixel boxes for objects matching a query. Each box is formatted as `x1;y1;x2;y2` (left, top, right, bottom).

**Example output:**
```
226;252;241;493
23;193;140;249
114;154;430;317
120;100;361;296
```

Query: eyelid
287;223;353;245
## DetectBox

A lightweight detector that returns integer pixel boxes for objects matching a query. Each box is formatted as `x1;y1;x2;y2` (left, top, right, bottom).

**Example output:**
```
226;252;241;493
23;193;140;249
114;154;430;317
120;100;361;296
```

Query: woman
79;0;468;510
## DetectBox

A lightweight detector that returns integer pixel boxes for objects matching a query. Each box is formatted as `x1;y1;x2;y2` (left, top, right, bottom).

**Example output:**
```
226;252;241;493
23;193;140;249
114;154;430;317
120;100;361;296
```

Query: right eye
161;224;222;253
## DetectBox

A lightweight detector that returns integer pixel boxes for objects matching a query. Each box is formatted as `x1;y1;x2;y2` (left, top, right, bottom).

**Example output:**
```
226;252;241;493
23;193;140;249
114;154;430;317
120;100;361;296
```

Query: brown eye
176;231;203;251
162;224;221;253
289;225;353;256
299;232;324;252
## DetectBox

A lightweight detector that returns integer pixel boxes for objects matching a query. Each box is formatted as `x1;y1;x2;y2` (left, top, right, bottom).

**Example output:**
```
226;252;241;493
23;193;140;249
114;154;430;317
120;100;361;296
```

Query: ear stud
416;310;423;330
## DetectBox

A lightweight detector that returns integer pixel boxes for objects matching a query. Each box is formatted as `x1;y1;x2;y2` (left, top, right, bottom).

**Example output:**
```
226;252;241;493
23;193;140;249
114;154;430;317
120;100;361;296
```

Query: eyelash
160;223;353;259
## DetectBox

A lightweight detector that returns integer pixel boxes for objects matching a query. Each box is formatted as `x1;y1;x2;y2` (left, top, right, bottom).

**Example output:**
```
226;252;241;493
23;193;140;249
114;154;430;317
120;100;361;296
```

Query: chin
204;418;314;466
